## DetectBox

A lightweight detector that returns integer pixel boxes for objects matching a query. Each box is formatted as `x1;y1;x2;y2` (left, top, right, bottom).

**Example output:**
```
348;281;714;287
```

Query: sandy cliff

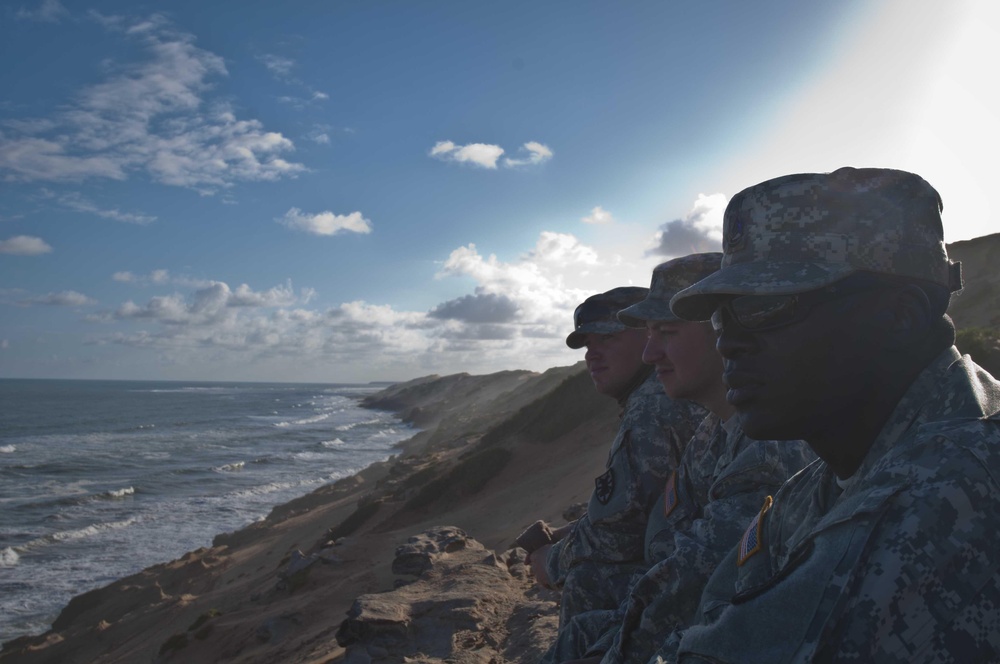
1;362;617;664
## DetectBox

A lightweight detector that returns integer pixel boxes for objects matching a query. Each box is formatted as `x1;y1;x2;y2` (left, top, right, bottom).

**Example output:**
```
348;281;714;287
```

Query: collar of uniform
617;364;657;414
848;345;999;485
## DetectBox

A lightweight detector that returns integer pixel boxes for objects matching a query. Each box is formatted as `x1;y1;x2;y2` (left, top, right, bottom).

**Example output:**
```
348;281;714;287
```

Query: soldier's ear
885;284;933;343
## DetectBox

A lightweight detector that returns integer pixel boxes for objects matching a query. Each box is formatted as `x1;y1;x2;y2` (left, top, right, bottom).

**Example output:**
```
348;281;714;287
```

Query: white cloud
502;141;553;167
429;141;505;169
647;193;727;257
16;0;69;22
77;192;716;379
430;140;552;170
20;290;96;307
108;280;307;326
277;207;373;236
0;235;52;255
0;15;305;191
581;205;615;225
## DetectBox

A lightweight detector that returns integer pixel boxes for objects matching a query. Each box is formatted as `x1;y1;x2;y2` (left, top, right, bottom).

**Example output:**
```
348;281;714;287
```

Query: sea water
0;378;414;644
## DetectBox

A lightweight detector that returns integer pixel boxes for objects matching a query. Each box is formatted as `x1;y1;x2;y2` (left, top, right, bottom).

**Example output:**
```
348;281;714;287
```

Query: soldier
657;167;1000;662
542;255;814;664
525;287;706;629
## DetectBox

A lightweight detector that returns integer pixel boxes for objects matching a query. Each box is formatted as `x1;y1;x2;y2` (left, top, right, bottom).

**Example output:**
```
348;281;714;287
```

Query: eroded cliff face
1;362;613;664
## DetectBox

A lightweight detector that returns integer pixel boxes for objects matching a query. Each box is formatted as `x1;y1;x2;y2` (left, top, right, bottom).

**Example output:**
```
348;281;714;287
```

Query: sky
1;0;998;383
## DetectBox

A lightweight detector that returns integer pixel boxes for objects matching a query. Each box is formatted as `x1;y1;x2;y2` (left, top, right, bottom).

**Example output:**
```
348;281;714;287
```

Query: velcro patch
663;471;678;517
594;468;615;505
737;495;773;567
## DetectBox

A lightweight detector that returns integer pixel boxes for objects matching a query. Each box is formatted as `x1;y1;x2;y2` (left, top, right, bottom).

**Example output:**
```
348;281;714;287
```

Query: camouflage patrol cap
618;252;722;327
566;286;649;349
670;167;964;321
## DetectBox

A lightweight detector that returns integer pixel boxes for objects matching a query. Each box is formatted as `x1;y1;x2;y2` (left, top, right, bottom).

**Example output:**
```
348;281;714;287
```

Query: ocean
0;378;414;645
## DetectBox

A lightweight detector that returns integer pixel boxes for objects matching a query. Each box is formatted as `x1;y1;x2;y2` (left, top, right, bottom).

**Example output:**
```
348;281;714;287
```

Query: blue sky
1;0;997;383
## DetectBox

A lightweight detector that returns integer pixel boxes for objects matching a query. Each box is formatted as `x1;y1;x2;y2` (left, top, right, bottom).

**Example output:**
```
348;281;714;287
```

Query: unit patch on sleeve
594;468;615;505
663;471;678;517
737;495;773;567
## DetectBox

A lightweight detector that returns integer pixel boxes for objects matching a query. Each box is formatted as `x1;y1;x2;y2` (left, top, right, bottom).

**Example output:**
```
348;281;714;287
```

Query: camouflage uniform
545;371;705;627
661;349;1000;663
658;168;1000;662
543;414;815;664
543;253;815;664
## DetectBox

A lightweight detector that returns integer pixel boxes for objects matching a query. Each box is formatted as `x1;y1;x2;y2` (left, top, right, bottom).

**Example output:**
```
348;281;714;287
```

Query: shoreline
0;381;407;648
1;361;618;663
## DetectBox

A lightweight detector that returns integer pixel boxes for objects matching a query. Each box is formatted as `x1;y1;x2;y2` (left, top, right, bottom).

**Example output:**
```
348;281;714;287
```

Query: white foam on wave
320;439;345;448
334;417;385;432
274;412;332;428
1;547;19;567
103;486;135;499
0;445;16;454
215;461;246;472
22;516;143;550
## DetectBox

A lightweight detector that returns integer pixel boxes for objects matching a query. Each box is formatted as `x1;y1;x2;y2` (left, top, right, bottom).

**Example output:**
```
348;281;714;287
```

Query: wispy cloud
16;0;69;22
18;290;96;307
0;14;305;192
257;54;295;77
112;269;209;287
0;235;52;255
647;193;727;257
57;192;157;224
503;141;553;167
581;205;615;225
306;126;331;144
277;208;373;236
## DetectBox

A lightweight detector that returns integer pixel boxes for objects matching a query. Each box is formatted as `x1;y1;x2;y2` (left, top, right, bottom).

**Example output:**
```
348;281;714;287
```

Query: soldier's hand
527;542;554;588
514;519;554;553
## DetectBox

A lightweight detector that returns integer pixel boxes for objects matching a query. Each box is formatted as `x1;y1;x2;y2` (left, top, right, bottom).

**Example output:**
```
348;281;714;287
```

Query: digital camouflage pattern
659;348;1000;663
544;371;705;628
670;167;964;322
542;414;815;664
618;253;722;327
567;286;650;349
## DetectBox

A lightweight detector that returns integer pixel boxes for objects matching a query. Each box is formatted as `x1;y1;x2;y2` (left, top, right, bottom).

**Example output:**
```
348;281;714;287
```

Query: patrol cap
566;286;649;349
618;252;722;327
670;167;964;321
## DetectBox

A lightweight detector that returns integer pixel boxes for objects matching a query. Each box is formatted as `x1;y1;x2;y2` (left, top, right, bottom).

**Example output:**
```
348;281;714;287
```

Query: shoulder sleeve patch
663;471;678;517
737;495;773;567
594;468;615;505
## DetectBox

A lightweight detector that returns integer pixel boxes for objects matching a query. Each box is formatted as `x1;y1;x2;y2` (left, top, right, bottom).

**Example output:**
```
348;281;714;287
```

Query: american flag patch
663;471;678;517
737;495;773;567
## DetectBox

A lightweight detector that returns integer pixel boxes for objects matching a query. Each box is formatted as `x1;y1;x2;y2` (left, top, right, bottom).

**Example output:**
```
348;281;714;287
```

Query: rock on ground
336;526;558;664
